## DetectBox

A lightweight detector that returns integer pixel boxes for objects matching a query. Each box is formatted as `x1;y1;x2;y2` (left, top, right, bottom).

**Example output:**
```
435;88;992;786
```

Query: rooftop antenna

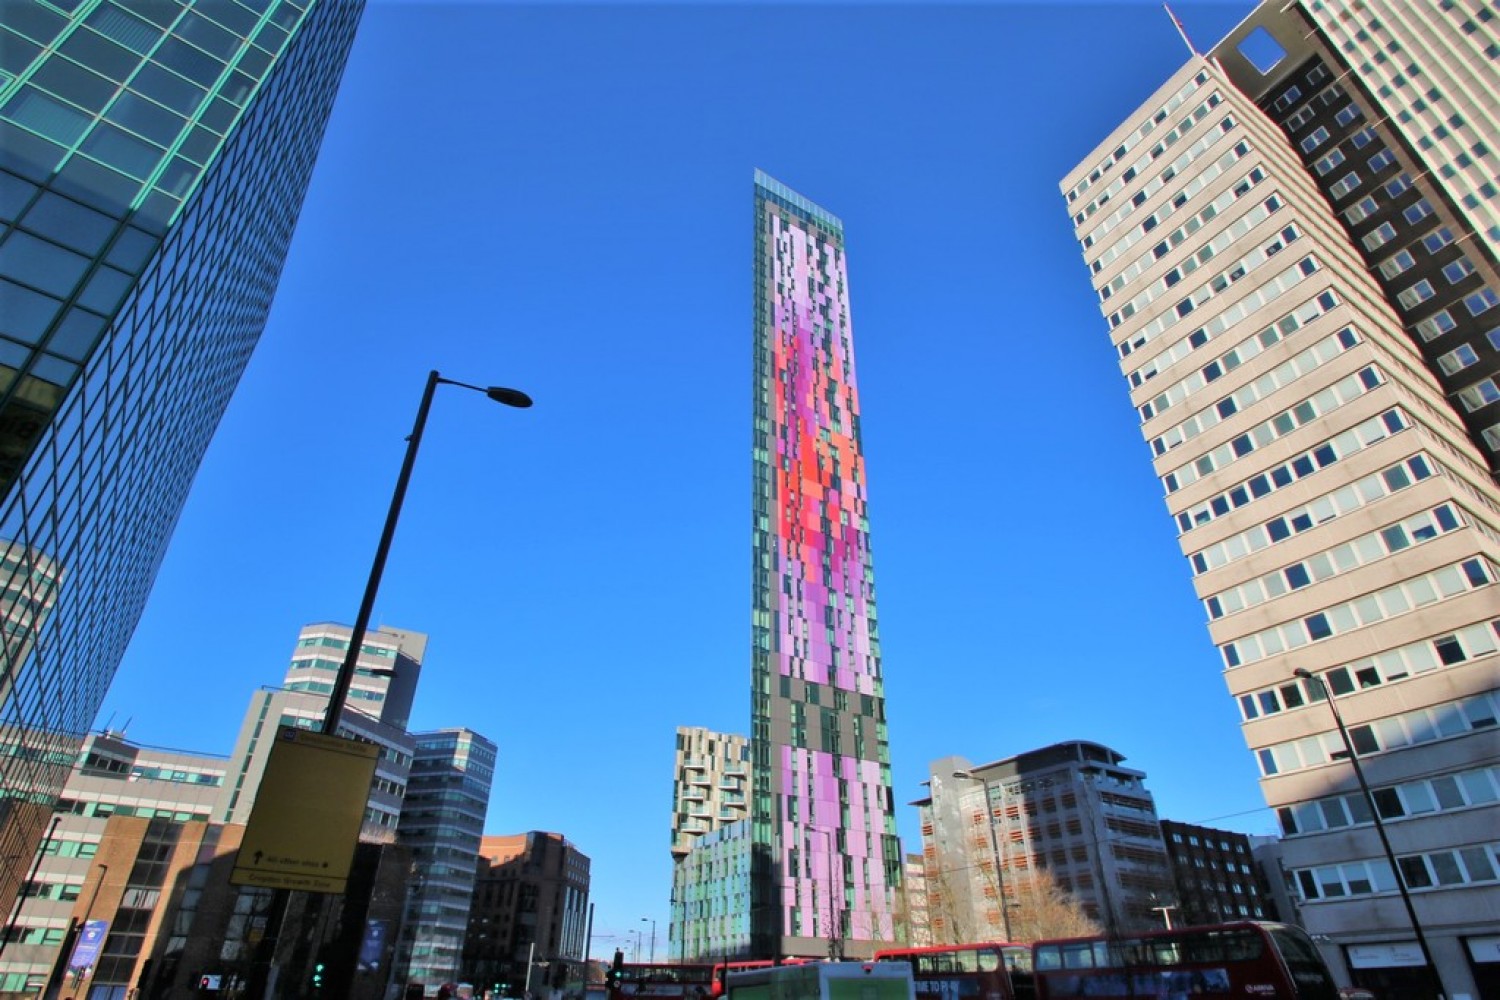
118;715;132;738
1164;2;1200;57
100;711;116;736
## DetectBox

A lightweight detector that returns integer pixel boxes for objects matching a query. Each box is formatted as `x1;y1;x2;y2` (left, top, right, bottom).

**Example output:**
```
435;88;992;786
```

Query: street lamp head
486;386;533;408
1293;667;1313;679
952;769;975;780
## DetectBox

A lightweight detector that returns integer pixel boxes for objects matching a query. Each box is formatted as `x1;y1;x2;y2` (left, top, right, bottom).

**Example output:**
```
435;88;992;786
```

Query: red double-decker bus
710;962;776;998
874;942;1034;1000
1031;921;1339;999
606;963;715;1000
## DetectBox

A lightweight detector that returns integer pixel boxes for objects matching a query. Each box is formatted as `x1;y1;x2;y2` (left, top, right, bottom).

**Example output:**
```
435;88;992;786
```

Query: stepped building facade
1061;3;1500;995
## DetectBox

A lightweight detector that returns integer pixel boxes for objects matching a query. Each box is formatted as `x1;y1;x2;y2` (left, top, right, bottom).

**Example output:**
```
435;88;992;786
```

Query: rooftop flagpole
1164;3;1199;56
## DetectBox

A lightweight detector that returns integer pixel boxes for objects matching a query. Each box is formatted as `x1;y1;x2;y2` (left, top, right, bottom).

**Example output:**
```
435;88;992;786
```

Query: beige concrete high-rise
916;746;1176;942
215;622;424;840
1062;3;1500;997
670;726;751;860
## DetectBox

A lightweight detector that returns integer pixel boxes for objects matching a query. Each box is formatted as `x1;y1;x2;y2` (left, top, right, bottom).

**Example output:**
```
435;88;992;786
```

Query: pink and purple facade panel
750;171;898;956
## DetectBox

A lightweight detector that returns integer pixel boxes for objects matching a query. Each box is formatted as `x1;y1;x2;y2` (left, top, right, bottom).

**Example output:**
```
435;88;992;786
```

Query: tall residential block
396;728;496;993
0;0;364;898
750;170;900;959
917;745;1174;942
283;621;426;731
1158;819;1269;927
671;819;751;963
217;623;424;840
463;832;591;995
669;727;751;961
670;727;750;860
1062;3;1500;995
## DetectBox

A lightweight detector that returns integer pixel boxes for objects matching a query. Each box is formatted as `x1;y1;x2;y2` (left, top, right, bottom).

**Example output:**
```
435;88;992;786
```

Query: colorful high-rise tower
750;170;900;959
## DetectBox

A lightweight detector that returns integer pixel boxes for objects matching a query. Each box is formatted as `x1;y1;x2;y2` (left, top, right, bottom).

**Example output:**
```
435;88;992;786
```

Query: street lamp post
952;771;1012;942
1293;668;1448;999
640;917;655;965
44;863;107;1000
245;371;531;1000
321;370;533;736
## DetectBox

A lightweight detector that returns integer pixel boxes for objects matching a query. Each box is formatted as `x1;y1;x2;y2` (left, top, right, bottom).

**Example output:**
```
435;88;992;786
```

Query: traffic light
607;950;625;990
552;961;567;987
311;962;325;991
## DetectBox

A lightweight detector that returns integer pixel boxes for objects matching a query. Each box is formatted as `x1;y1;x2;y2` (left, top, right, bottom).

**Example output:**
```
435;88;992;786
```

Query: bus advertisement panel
1032;921;1339;999
724;961;915;1000
873;943;1033;1000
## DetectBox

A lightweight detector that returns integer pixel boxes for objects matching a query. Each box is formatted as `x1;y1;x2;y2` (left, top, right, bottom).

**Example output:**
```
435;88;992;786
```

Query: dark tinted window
1266;926;1338;998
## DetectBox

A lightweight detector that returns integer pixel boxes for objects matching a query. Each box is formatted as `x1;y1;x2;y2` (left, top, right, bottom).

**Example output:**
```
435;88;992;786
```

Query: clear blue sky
104;0;1264;957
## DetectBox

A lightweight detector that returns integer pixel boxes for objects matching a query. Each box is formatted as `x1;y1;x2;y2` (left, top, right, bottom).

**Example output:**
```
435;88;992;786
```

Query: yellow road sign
230;726;379;894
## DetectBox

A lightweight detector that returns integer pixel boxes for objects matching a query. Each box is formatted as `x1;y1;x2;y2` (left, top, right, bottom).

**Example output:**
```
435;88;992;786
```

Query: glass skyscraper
750;170;900;959
0;0;364;913
396;728;496;991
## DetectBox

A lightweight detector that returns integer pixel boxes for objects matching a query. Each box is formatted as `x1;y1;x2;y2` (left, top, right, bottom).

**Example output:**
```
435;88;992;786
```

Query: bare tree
891;868;912;946
1003;868;1103;944
923;851;983;945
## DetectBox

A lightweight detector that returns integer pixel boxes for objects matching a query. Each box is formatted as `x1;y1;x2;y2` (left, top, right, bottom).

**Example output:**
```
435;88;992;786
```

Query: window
1369;149;1398;172
1170;364;1384;497
1345;196;1379;224
1380;250;1417;279
1458;377;1500;411
1416;310;1458;341
1301;127;1331;152
1397;280;1436;309
1364;222;1398;250
1336;104;1363;126
1403;199;1435;224
1227;549;1491;670
1437;343;1480;375
1329;171;1362;199
1181;409;1399;536
1443;258;1476;283
1464;288;1499;316
1315;148;1346;175
1423;226;1455;252
1211;502;1462;622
